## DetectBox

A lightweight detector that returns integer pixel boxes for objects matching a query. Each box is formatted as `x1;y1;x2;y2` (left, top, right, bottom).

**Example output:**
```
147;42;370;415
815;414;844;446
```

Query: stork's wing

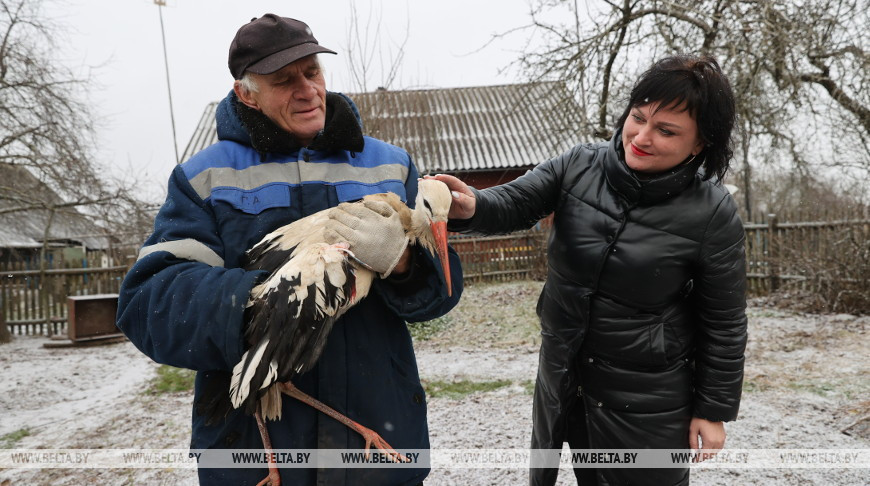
230;242;357;416
244;212;332;273
243;192;410;273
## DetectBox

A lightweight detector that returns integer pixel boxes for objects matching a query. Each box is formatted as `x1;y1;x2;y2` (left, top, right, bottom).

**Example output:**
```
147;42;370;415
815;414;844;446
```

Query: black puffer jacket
449;132;747;486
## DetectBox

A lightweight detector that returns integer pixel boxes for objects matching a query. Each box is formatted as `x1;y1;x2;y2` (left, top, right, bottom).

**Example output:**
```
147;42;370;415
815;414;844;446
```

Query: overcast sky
53;0;543;202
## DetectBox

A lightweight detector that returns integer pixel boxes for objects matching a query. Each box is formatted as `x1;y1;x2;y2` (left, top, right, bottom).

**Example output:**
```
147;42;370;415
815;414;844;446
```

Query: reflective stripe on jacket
118;91;463;486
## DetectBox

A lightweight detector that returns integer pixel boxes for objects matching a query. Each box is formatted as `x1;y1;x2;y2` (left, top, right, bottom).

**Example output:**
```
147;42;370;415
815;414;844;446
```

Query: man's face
235;55;327;146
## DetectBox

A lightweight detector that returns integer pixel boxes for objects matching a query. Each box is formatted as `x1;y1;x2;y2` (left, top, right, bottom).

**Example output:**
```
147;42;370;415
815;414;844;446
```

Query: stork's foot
255;473;280;486
254;410;282;486
278;381;410;463
355;422;410;463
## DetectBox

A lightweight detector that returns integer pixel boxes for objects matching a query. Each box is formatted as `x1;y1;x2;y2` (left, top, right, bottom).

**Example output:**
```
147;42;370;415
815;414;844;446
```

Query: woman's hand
424;174;476;220
689;418;725;462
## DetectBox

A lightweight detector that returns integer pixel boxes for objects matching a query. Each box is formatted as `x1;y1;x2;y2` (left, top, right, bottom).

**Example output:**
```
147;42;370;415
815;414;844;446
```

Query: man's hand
425;174;476;220
324;199;408;277
391;248;412;276
689;418;725;462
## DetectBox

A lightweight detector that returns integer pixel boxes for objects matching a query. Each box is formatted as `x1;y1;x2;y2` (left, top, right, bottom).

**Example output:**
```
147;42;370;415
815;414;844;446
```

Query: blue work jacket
117;91;462;486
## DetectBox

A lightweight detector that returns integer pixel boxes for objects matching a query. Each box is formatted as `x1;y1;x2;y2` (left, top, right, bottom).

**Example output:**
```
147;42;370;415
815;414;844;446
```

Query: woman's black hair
615;55;736;182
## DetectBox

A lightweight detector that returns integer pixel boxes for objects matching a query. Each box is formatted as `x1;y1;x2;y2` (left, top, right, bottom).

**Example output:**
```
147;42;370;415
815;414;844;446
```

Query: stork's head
413;179;453;296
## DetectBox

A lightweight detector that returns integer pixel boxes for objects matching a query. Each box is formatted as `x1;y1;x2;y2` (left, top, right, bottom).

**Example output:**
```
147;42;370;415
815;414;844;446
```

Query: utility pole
155;0;180;164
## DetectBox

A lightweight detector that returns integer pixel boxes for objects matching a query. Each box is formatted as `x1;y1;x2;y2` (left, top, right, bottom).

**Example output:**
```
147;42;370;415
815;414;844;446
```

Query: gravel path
1;281;867;485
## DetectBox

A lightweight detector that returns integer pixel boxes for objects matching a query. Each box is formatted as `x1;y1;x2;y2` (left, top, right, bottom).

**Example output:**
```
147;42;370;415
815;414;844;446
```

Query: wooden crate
67;294;123;342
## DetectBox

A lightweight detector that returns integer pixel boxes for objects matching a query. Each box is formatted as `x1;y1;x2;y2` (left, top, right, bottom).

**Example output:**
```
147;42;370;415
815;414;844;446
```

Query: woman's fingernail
451;191;460;199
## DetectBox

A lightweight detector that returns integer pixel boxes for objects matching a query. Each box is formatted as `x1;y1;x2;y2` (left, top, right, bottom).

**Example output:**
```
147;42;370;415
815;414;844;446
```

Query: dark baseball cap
228;14;336;79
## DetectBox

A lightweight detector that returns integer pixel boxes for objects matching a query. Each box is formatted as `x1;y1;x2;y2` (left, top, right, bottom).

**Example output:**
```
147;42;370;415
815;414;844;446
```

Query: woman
433;55;747;485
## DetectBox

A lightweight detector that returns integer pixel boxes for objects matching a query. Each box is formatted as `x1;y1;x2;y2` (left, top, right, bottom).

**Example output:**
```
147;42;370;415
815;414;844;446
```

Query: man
117;14;462;485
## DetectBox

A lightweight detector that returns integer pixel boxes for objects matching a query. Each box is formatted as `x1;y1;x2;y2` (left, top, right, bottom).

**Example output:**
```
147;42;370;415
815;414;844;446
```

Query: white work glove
324;199;408;277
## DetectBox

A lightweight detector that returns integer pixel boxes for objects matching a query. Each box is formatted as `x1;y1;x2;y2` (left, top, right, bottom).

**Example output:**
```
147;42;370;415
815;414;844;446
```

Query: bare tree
507;0;869;218
0;0;151;220
340;0;412;145
342;0;410;94
0;0;150;342
2;0;97;203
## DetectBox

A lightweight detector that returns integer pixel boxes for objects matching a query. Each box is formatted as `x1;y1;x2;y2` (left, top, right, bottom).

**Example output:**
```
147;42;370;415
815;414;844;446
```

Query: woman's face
621;102;705;174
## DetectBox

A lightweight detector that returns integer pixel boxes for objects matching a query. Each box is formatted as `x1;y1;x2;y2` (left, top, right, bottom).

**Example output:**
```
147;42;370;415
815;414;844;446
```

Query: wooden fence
743;213;869;307
3;213;867;336
451;214;869;303
1;255;127;336
449;230;549;283
450;215;870;290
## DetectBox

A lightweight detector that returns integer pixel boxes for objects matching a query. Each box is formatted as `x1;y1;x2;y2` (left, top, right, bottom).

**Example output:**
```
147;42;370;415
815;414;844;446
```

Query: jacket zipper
589;203;635;290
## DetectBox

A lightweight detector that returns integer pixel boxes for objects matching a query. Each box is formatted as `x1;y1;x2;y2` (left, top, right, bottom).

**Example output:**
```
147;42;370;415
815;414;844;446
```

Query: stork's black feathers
197;240;358;423
242;234;294;273
230;242;358;418
198;180;452;425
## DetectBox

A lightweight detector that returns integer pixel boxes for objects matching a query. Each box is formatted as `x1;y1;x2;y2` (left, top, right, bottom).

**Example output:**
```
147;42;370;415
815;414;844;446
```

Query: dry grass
414;280;544;348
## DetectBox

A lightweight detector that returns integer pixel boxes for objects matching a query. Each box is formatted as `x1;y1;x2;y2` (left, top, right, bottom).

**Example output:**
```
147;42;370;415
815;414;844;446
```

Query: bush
772;220;869;314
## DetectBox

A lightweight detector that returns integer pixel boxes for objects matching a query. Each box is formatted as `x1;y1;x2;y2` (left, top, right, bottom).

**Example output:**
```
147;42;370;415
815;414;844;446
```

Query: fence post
473;238;483;281
0;291;9;343
768;213;779;293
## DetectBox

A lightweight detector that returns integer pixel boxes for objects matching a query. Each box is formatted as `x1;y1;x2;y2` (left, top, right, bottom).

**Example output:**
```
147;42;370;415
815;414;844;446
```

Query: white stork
230;178;453;486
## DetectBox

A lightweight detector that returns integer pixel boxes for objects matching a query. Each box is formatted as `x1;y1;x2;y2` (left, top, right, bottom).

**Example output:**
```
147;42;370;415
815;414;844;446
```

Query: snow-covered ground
1;281;867;485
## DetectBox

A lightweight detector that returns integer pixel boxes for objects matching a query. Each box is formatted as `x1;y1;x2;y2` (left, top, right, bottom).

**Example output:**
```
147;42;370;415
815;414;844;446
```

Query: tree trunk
39;208;57;336
0;285;9;343
740;120;754;221
0;310;11;343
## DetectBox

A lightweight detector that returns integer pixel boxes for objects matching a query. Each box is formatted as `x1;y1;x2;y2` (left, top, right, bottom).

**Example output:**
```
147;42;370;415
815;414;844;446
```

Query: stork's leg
278;381;410;463
254;410;281;486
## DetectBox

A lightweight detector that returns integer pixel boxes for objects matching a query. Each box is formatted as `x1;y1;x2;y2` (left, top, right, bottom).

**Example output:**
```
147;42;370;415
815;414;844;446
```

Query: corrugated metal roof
353;81;584;173
181;81;585;173
0;165;111;249
180;101;219;163
0;209;108;249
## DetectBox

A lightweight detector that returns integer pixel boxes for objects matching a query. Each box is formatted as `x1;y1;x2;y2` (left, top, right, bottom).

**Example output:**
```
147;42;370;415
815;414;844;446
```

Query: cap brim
246;43;337;75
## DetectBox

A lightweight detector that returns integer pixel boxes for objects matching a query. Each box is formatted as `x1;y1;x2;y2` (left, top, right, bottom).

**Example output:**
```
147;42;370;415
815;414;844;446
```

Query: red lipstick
630;144;652;156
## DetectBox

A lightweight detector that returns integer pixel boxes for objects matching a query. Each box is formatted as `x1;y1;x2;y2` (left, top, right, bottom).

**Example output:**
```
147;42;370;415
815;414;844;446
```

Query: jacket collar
215;90;365;156
603;129;703;207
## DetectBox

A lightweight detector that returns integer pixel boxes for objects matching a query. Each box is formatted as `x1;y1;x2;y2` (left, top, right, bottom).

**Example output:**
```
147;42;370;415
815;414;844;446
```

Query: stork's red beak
429;221;452;297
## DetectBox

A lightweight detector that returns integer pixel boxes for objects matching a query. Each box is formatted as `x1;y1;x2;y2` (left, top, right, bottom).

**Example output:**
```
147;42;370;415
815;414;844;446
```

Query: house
0;164;113;265
181;81;586;189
